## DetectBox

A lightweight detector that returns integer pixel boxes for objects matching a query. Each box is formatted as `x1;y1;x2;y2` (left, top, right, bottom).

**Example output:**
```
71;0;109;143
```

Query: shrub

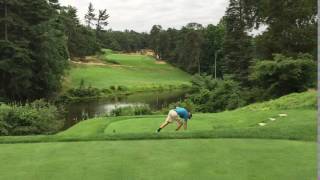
118;85;129;92
250;53;316;98
133;105;152;115
191;74;217;91
173;75;247;113
0;104;10;135
110;85;117;91
179;83;191;89
0;100;63;135
67;87;101;97
101;88;112;94
191;79;246;112
168;84;175;90
109;105;152;116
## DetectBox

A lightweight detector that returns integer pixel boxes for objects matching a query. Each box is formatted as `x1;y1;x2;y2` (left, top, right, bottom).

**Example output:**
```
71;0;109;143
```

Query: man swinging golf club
156;107;192;132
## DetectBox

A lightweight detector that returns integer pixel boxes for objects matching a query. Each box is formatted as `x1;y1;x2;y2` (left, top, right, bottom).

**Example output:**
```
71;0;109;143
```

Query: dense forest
0;0;317;104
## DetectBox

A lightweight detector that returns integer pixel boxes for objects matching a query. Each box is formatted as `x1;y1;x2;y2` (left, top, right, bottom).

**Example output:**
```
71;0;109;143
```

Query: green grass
67;50;191;90
241;90;317;111
0;139;316;180
0;91;316;179
102;109;316;141
57;90;316;141
0;91;316;143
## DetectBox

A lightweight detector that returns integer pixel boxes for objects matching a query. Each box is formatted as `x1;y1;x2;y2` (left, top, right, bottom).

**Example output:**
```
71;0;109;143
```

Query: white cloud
59;0;229;32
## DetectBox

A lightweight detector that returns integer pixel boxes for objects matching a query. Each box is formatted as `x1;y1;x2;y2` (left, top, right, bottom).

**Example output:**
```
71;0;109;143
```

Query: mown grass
103;109;316;140
0;139;316;180
0;91;316;180
0;91;316;143
61;90;317;141
66;50;191;90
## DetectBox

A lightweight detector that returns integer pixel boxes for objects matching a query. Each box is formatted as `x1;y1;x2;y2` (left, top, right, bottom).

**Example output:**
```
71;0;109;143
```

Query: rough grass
66;50;191;90
241;90;317;111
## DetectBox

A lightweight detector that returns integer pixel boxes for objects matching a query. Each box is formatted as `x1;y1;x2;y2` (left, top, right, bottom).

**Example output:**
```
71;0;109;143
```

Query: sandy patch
71;61;107;66
71;61;134;68
155;60;167;64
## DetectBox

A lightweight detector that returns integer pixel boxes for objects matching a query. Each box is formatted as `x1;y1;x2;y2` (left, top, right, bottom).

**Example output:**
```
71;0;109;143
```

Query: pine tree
149;25;162;59
0;0;69;100
2;0;7;41
178;29;203;74
222;0;253;85
84;2;95;28
96;9;109;32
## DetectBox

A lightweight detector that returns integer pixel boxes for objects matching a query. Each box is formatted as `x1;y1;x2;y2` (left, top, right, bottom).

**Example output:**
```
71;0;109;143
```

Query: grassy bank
65;50;191;91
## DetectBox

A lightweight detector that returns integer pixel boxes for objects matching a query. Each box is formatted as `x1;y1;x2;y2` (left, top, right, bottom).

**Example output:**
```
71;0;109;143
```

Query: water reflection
64;90;189;128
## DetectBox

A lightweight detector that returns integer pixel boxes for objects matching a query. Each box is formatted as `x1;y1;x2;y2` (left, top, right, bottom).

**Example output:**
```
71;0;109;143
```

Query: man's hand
183;121;187;130
176;121;183;131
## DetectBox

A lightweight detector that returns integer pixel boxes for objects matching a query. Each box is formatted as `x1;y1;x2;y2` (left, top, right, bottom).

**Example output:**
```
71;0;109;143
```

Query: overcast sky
59;0;229;32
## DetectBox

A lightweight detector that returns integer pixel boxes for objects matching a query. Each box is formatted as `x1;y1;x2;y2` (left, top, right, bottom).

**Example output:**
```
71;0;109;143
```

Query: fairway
66;50;191;90
0;139;316;180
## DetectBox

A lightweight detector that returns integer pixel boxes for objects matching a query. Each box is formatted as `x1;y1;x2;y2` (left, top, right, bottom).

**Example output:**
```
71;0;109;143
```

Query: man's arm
183;121;187;130
176;121;183;131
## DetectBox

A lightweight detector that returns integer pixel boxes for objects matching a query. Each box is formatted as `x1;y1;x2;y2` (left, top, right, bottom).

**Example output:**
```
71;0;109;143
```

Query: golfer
156;107;192;132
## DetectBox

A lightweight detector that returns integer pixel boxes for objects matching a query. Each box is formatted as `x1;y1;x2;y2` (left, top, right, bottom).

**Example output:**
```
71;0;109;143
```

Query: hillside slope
0;91;316;143
58;90;316;141
65;50;191;91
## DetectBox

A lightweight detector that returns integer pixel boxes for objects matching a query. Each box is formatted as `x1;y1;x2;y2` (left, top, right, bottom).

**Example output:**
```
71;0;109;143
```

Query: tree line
0;0;317;102
0;0;109;101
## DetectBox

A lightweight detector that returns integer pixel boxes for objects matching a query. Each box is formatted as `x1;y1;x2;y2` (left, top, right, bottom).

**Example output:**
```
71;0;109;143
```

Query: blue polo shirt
175;107;189;121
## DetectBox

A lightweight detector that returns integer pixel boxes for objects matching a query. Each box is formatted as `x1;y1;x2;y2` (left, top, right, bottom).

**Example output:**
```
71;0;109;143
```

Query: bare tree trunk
197;56;201;74
4;0;8;41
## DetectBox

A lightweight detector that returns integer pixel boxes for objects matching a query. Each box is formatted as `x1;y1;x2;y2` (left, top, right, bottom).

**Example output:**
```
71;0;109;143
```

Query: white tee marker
279;114;288;117
258;123;267;126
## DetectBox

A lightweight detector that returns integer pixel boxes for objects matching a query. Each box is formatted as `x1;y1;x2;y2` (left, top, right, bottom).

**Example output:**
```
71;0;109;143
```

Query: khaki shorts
165;110;181;123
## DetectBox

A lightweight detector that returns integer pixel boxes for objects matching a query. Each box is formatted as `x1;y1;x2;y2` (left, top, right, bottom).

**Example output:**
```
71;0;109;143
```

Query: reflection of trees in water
65;90;189;128
126;91;188;109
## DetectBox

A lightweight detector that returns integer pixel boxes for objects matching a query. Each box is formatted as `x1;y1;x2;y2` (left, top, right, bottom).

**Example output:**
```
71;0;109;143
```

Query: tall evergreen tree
201;23;225;77
175;25;204;74
0;0;69;100
84;2;95;28
222;0;253;85
96;9;109;32
149;25;162;59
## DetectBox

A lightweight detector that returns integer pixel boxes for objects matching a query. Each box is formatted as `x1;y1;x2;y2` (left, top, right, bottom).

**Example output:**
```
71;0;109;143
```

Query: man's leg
157;115;171;132
159;121;169;129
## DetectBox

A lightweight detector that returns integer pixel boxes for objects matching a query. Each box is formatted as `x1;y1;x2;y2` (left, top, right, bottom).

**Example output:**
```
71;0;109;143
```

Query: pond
64;90;190;128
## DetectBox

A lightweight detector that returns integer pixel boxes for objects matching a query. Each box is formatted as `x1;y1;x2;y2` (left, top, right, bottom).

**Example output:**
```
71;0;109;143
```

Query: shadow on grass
0;126;315;144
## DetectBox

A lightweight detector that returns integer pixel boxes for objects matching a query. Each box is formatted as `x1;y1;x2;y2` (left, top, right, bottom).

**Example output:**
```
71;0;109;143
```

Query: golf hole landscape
0;0;317;179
